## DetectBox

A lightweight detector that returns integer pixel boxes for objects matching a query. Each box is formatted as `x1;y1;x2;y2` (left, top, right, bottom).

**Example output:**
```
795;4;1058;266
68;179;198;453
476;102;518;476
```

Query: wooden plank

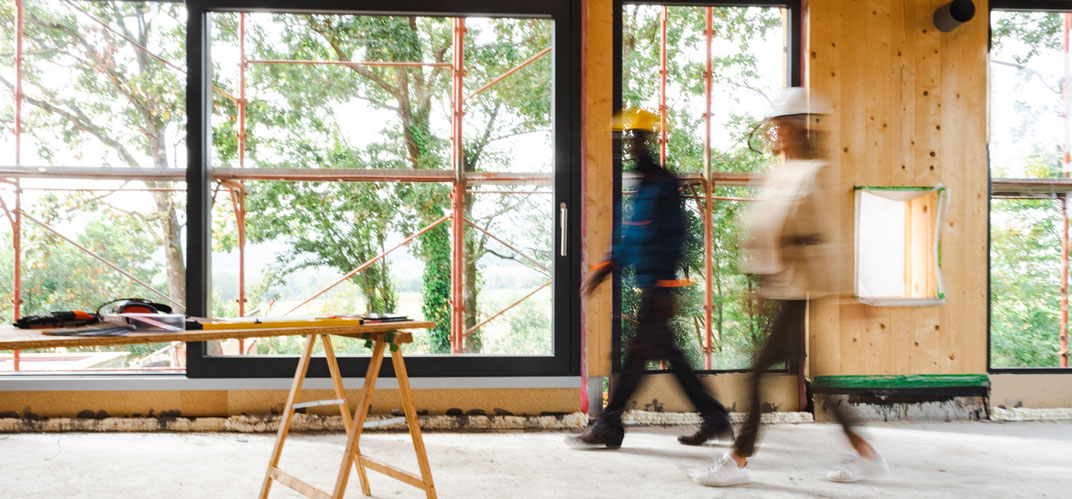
270;467;331;499
0;323;426;351
392;348;438;499
259;334;317;499
585;0;614;378
938;0;974;374
319;334;372;494
809;0;844;377
332;340;387;498
962;1;991;374
957;0;989;374
359;456;428;490
320;335;354;432
904;193;938;298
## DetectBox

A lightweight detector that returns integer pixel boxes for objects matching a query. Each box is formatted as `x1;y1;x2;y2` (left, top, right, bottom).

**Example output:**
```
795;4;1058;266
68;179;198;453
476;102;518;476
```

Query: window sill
0;374;581;391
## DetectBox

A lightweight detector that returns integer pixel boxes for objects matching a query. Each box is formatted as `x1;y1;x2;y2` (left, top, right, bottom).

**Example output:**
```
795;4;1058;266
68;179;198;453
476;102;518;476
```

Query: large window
614;1;798;372
185;1;578;378
990;3;1072;370
1;1;188;373
0;0;578;378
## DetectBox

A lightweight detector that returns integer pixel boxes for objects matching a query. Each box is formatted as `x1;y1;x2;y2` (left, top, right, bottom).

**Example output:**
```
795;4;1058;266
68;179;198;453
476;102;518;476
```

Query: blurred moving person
693;88;887;487
569;107;733;449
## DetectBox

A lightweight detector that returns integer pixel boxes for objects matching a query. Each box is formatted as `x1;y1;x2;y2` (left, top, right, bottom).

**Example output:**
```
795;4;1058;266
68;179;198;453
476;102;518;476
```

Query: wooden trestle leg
259;334;317;499
391;347;437;498
258;331;433;499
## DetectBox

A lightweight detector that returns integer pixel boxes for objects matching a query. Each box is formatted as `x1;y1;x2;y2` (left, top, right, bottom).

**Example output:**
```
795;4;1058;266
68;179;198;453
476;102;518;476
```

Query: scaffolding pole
702;7;715;370
12;0;24;371
239;13;248;169
451;17;467;353
659;6;668;167
1062;13;1071;368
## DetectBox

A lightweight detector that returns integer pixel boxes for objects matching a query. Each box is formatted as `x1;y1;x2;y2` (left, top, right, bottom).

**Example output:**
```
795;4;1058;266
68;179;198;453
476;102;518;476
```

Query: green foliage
990;199;1063;368
420;221;452;353
991;11;1062;65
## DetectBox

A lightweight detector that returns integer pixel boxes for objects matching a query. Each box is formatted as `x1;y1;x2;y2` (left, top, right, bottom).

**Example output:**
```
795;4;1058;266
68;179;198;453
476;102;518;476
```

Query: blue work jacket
612;166;684;288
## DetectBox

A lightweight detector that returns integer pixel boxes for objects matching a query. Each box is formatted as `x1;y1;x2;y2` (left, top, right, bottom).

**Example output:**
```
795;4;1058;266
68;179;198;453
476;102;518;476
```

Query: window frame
611;0;802;374
185;0;581;378
988;0;1072;374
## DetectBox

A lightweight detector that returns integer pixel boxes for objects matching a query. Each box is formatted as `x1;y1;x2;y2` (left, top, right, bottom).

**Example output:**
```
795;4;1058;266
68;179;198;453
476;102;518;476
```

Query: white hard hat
768;87;832;118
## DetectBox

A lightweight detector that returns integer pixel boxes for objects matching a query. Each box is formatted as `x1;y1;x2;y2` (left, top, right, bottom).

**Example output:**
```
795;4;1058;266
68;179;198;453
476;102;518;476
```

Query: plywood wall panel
808;0;988;376
584;0;615;377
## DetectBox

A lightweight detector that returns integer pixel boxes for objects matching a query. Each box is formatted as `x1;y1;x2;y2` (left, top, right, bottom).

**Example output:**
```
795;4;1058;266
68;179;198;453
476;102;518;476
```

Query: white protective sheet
853;185;947;306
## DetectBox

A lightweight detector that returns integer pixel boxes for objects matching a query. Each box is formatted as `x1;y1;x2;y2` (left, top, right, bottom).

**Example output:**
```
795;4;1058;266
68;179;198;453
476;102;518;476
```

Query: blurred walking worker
569;107;733;449
693;87;888;487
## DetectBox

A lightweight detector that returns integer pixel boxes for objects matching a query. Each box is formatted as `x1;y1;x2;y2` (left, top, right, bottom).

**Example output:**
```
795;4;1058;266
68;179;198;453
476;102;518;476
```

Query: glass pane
0;179;186;372
210;13;455;170
209;179;451;356
206;11;557;360
465;187;553;355
622;5;786;174
990;11;1066;178
462;18;553;174
0;2;12;158
990;198;1063;368
989;11;1070;368
619;4;786;370
12;1;187;169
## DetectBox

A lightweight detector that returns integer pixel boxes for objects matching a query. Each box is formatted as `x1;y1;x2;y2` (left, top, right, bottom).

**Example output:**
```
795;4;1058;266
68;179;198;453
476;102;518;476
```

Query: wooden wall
807;0;989;375
583;0;615;378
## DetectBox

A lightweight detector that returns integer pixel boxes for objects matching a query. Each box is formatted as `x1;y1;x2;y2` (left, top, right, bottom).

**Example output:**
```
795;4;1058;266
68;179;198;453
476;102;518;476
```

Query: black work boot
678;414;734;446
567;414;625;449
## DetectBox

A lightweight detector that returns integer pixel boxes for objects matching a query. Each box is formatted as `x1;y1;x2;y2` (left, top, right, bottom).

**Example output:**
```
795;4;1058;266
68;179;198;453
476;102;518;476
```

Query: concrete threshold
0;410;814;433
989;407;1072;421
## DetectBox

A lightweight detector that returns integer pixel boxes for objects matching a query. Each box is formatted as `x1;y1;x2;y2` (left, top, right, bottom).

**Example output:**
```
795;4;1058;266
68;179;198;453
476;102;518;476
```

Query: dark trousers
733;299;859;457
600;287;729;426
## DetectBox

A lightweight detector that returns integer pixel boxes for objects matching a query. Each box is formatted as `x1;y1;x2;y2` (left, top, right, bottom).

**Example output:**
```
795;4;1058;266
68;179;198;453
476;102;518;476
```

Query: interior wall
991;374;1072;409
625;373;797;414
807;0;989;376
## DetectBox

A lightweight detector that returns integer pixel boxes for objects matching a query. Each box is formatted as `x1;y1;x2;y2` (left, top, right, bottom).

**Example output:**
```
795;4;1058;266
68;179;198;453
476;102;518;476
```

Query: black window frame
988;0;1072;374
185;0;581;378
611;0;802;374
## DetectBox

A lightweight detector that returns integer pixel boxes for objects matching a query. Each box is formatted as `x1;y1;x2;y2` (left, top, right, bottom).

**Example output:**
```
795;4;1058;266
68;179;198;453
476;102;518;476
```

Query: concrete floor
2;421;1070;498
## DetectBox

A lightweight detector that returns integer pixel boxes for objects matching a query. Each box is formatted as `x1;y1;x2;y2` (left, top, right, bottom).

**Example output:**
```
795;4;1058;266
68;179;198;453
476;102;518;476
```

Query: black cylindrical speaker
933;0;976;33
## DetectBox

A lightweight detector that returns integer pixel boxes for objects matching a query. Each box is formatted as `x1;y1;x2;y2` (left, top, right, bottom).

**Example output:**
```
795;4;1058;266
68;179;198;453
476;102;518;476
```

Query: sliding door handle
559;202;567;257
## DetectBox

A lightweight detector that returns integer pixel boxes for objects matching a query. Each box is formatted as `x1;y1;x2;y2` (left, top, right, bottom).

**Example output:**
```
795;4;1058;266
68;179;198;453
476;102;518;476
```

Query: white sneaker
692;452;752;487
826;453;889;483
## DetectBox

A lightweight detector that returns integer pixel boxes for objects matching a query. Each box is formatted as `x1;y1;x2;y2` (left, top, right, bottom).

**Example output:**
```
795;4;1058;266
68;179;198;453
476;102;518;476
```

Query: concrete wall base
814;393;988;423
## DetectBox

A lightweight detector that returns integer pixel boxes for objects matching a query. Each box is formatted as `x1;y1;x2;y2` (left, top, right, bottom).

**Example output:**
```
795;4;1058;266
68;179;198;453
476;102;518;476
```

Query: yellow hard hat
612;107;658;133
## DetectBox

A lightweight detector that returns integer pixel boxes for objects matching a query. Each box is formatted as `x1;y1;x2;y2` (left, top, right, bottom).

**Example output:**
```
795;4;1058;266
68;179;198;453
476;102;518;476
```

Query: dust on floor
1;421;1069;498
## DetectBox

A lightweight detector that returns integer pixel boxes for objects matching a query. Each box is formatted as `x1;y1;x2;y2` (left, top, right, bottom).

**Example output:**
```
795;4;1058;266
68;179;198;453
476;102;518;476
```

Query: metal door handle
559;202;567;256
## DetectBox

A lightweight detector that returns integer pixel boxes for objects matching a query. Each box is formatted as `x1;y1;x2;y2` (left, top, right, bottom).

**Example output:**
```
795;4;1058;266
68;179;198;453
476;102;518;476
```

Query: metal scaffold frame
2;4;557;370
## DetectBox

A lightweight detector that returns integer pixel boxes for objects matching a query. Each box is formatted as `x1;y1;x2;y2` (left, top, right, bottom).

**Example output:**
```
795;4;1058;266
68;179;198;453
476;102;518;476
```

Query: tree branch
0;74;142;167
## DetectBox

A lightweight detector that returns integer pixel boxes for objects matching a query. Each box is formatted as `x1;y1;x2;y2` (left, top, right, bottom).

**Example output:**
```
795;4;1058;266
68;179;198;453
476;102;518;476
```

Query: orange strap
656;279;694;288
589;261;612;272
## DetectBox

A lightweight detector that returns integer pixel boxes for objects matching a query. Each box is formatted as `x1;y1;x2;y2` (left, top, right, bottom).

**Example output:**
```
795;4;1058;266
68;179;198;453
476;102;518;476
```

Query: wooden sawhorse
259;330;436;499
